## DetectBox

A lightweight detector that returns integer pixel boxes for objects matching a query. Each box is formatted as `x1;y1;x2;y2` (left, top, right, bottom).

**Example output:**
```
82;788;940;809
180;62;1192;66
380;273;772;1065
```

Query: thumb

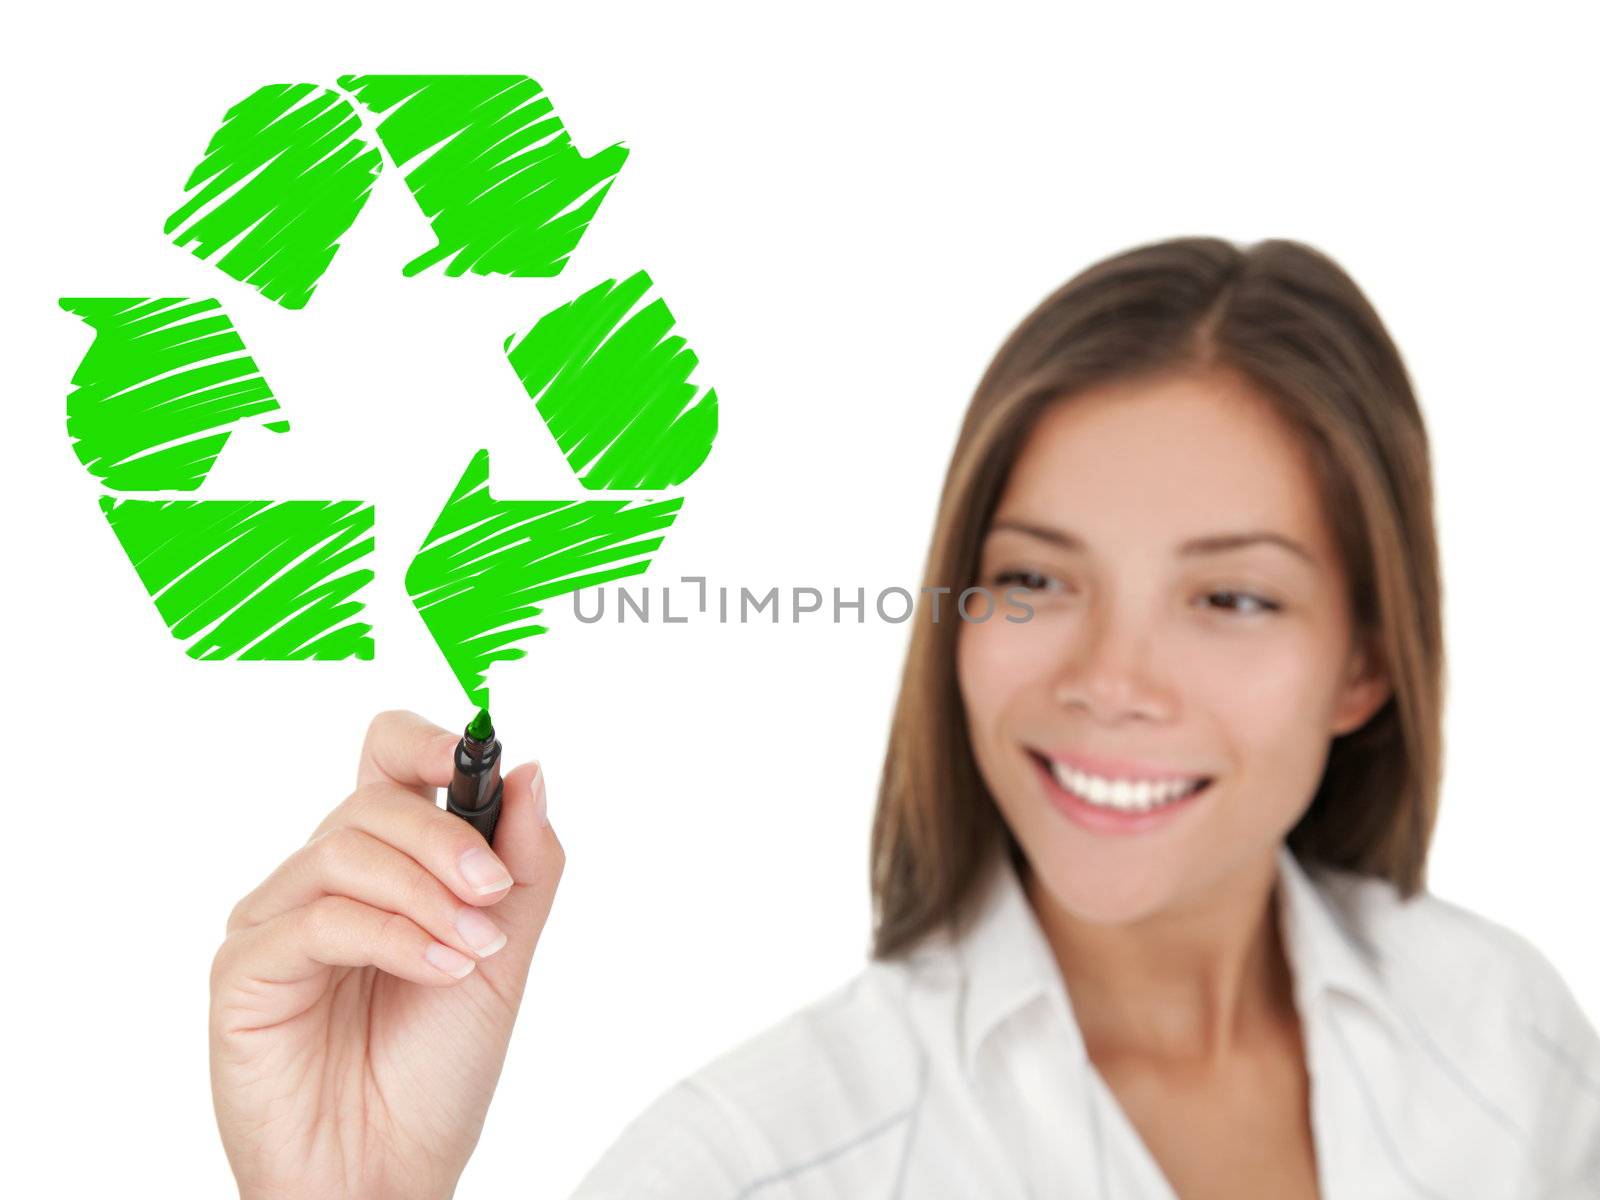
474;760;562;993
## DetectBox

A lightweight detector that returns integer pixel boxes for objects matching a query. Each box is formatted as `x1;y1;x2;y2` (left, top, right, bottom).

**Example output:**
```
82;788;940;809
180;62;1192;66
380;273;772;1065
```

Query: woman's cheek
1180;618;1320;699
1188;629;1343;781
970;609;1069;702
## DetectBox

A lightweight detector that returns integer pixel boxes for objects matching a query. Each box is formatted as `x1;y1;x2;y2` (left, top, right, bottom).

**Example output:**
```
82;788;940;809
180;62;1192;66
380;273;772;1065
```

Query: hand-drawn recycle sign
60;75;718;709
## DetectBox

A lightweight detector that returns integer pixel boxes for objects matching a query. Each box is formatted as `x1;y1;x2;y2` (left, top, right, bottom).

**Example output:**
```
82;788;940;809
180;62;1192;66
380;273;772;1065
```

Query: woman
209;237;1600;1199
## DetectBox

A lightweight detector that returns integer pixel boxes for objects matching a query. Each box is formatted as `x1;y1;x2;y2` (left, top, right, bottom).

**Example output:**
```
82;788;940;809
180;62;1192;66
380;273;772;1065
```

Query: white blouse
569;842;1600;1198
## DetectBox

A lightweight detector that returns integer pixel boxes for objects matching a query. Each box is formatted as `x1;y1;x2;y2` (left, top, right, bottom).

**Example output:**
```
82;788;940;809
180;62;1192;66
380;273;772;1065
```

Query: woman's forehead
996;373;1331;548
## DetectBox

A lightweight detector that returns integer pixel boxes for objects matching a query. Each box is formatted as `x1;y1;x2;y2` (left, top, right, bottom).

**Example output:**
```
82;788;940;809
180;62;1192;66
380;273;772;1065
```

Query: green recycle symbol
60;76;717;708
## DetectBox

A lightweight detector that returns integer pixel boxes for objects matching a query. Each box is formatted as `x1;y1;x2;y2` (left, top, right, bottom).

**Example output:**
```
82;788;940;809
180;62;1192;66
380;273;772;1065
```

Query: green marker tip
466;707;494;742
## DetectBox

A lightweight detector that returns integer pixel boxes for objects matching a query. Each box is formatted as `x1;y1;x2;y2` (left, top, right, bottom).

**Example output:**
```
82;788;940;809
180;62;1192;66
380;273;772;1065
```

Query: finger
299;779;516;904
355;709;461;800
491;760;550;882
212;896;477;1035
467;760;564;993
225;825;509;963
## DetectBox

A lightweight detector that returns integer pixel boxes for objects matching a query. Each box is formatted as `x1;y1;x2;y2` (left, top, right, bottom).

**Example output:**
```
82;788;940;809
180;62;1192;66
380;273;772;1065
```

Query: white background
3;1;1597;1196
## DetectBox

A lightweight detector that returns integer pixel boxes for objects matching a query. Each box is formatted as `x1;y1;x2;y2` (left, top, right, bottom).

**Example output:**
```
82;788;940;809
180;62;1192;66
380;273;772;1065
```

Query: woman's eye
992;569;1058;592
1201;590;1281;616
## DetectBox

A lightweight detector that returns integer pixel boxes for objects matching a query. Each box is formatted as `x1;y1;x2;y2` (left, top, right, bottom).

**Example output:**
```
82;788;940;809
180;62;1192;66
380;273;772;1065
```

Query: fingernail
426;941;476;978
455;906;508;957
532;772;548;828
459;846;513;895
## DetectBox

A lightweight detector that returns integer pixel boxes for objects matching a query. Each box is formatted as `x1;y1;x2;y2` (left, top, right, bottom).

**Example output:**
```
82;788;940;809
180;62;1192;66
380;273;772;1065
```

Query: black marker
447;707;503;845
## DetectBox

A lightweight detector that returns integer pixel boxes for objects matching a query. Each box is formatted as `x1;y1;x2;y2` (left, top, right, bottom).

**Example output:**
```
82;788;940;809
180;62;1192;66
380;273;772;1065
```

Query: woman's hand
209;710;564;1200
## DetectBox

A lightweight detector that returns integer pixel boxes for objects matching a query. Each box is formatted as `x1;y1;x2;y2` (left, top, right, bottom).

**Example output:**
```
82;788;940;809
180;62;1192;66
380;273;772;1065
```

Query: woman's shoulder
1304;858;1600;1186
663;954;933;1129
568;955;941;1199
1306;856;1592;1038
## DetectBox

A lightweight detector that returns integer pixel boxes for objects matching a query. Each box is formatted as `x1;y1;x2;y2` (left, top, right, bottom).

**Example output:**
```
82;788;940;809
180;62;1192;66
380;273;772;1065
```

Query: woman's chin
1024;855;1183;928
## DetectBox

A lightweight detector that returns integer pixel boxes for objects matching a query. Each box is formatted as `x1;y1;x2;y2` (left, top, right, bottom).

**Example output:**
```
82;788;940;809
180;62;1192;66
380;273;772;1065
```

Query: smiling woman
576;237;1600;1197
209;236;1600;1200
959;367;1396;912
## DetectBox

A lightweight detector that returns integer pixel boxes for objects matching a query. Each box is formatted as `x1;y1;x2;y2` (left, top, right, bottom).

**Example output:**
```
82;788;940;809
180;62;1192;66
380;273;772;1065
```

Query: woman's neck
1024;848;1296;1066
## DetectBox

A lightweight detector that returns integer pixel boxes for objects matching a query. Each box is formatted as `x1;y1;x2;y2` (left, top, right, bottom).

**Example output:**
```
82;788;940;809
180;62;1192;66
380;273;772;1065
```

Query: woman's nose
1049;608;1173;723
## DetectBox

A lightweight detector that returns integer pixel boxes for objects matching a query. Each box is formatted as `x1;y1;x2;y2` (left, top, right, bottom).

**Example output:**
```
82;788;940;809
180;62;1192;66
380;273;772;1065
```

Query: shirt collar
952;839;1407;1076
954;844;1082;1077
1273;839;1408;1043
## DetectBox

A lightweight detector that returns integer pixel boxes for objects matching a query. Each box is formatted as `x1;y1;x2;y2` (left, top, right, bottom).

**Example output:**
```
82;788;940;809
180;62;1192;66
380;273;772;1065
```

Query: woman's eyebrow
987;518;1318;570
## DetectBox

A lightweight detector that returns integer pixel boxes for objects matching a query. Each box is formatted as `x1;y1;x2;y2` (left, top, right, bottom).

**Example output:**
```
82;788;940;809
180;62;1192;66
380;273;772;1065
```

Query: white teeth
1047;760;1205;812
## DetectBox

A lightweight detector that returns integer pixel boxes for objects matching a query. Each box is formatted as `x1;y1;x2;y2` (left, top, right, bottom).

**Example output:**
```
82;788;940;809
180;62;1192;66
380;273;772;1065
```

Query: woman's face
956;366;1390;925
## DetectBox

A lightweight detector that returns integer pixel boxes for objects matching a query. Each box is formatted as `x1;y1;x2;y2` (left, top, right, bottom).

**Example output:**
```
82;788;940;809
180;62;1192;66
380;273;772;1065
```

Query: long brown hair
868;236;1444;962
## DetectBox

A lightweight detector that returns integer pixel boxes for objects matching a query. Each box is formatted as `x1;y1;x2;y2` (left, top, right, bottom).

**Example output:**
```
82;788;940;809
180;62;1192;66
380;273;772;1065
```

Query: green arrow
101;495;375;660
406;449;682;707
61;297;288;492
165;84;382;309
338;73;628;280
505;271;718;489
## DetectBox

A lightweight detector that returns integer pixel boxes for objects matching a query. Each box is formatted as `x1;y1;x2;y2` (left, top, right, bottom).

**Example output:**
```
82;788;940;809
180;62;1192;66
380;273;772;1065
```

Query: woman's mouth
1027;750;1214;833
